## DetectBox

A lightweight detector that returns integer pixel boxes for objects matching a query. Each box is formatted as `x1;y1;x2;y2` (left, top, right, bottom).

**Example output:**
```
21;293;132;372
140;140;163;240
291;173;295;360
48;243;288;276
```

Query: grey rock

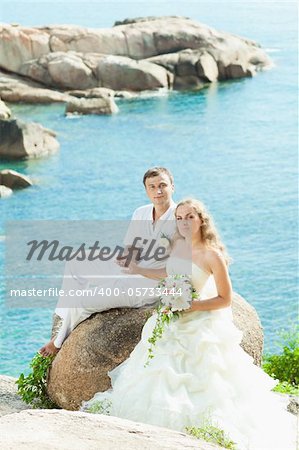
67;87;115;98
0;185;13;198
65;96;119;115
0;99;11;118
95;55;171;91
0;169;32;189
0;72;72;103
0;375;30;417
0;18;271;93
173;75;205;91
0;118;59;159
287;395;299;415
0;409;223;450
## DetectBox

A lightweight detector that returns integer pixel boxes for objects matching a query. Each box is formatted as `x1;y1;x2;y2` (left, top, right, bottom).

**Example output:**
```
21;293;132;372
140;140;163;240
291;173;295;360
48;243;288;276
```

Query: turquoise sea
0;1;298;376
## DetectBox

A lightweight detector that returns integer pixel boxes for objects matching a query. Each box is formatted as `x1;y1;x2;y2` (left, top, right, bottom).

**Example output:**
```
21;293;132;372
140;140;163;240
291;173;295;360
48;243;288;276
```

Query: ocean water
0;1;297;376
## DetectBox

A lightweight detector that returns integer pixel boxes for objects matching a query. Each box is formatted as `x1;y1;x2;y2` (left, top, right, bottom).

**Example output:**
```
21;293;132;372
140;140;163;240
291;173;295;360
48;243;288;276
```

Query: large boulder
0;24;50;73
96;55;171;91
65;96;119;115
0;409;221;450
0;169;32;189
0;74;72;103
0;118;59;159
0;99;11;119
20;51;171;91
47;293;263;410
0;375;30;417
0;185;13;198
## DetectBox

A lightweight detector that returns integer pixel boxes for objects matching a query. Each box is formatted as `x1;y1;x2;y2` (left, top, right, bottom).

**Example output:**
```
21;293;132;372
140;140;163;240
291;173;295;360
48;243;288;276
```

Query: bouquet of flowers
145;274;199;367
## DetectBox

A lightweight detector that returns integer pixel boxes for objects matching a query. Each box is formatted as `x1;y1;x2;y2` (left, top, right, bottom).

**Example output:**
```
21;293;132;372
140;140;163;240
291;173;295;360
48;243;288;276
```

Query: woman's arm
188;250;232;312
122;261;167;280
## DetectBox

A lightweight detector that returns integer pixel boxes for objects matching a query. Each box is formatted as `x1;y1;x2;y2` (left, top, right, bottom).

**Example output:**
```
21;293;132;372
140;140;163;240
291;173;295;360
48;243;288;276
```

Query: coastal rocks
0;99;11;118
47;307;153;410
0;118;59;159
0;375;30;417
0;73;72;103
0;409;220;450
0;169;33;189
95;55;171;91
231;292;263;366
148;49;218;90
0;185;13;198
48;293;263;410
20;51;97;90
67;87;115;98
0;17;271;93
21;51;171;91
65;96;119;115
0;24;50;73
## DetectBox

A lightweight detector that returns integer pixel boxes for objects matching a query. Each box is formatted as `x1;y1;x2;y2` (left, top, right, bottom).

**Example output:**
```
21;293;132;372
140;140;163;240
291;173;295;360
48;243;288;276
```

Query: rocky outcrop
48;293;263;410
47;307;153;410
0;169;32;189
0;17;271;93
0;99;11;118
20;51;171;91
0;409;222;450
0;118;59;159
65;96;119;115
0;74;72;103
231;292;263;365
0;185;13;198
0;375;30;417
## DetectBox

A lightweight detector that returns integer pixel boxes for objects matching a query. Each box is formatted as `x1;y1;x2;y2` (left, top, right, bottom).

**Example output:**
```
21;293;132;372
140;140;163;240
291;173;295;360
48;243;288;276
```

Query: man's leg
41;259;159;355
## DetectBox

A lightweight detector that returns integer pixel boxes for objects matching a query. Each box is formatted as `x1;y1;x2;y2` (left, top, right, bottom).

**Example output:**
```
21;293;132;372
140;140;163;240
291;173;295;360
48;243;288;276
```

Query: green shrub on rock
263;325;299;387
186;424;237;449
16;352;58;409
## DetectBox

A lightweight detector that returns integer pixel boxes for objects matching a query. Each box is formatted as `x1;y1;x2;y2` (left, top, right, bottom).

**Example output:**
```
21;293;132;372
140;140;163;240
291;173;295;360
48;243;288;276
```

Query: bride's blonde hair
174;198;231;265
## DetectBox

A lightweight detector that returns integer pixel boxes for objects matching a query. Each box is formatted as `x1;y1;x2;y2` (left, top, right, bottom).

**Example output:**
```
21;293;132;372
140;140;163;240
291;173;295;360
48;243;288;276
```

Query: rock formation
0;118;59;159
0;17;271;95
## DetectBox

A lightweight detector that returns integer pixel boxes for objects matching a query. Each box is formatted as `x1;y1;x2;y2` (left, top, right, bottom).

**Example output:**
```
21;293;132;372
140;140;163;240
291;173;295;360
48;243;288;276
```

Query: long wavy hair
174;198;231;265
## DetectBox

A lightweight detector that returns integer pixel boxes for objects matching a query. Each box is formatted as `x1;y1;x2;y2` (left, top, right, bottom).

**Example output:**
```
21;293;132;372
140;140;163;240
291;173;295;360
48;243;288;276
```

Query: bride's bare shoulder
204;248;226;267
171;237;185;251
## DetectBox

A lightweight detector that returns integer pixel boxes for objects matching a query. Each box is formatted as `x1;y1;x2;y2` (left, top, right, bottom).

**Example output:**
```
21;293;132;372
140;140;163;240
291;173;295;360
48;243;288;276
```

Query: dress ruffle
82;258;297;449
82;308;297;449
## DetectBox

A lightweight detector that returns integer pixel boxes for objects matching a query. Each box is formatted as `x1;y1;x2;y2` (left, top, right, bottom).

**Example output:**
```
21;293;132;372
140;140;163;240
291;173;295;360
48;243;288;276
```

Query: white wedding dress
82;257;298;450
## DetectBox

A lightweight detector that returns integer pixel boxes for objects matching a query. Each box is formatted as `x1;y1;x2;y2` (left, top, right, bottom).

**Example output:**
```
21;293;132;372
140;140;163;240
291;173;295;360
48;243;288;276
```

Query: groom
40;167;177;356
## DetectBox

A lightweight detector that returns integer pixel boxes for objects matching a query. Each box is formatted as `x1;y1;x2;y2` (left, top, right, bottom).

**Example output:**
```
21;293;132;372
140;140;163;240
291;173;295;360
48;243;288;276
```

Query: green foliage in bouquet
145;304;179;367
262;324;299;391
16;353;58;409
186;424;237;449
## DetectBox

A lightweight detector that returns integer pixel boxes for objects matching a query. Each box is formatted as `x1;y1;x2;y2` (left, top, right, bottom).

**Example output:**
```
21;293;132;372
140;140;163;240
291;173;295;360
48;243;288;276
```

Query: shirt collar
152;199;176;223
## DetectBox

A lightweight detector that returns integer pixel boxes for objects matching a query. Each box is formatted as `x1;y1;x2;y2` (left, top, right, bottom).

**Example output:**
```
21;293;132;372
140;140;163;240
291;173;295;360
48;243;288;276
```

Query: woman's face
175;204;202;239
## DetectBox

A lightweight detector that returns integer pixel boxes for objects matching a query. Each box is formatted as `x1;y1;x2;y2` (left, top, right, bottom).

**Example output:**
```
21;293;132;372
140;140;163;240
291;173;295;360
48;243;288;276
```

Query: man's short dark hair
143;167;174;186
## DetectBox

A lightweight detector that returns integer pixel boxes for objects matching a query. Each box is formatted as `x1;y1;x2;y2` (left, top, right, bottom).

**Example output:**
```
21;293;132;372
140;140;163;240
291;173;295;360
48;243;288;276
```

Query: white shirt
123;200;177;269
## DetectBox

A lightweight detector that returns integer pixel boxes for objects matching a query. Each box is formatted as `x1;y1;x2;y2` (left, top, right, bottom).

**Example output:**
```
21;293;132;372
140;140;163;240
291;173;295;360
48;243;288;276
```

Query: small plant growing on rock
186;423;237;449
16;352;58;409
262;324;299;394
82;397;112;415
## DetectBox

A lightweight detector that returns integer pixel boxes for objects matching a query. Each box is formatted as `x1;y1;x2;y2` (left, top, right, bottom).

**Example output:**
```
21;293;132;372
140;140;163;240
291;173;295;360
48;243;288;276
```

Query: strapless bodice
166;256;210;294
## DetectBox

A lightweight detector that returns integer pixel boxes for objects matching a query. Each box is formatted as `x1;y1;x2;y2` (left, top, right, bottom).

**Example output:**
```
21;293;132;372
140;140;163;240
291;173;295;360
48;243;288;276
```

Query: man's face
144;174;174;208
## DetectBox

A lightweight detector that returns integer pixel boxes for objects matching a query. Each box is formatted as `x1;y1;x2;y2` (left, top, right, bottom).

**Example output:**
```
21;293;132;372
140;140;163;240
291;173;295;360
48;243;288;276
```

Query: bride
82;198;297;450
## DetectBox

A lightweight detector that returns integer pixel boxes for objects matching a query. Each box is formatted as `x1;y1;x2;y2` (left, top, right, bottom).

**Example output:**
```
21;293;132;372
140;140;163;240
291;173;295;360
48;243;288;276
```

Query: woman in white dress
82;198;297;450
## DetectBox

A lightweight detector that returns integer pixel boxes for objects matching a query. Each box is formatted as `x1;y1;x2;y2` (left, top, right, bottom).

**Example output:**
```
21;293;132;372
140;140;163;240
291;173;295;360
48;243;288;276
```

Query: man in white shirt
40;167;177;356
